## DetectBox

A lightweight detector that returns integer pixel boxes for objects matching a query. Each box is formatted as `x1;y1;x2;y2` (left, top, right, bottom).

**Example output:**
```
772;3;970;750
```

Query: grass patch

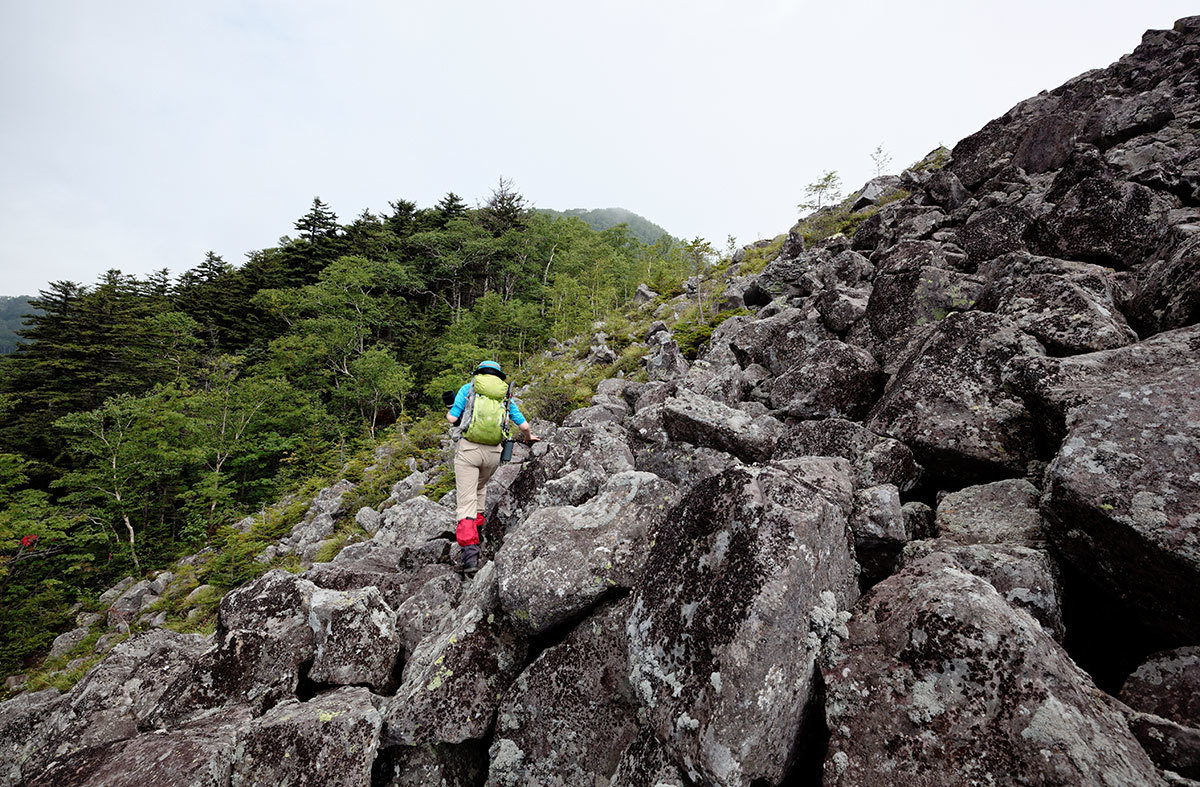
673;307;751;360
737;236;786;275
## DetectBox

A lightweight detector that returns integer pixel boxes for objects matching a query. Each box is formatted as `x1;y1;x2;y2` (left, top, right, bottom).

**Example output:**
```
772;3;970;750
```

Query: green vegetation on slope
0;181;706;679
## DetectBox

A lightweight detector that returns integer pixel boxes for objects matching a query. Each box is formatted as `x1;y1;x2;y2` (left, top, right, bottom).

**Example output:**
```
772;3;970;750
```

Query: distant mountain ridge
536;207;673;244
0;296;36;354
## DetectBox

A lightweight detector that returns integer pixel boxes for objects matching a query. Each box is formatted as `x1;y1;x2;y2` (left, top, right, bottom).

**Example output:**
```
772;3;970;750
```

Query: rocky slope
4;15;1200;787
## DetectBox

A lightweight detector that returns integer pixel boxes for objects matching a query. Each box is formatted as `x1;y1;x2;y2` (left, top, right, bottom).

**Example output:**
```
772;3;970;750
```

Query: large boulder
1042;364;1200;640
304;542;452;611
383;564;528;746
726;308;834;375
0;688;61;786
935;478;1046;547
850;484;928;587
823;553;1161;785
373;495;454;549
627;459;859;787
1008;322;1200;442
774;417;923;491
230;687;383;787
661;388;782;463
1121;647;1200;728
148;571;317;725
610;729;690;787
977;252;1138;354
26;705;251;787
488;599;639;786
307;587;401;691
768;340;883;421
1125;232;1200;335
1037;177;1174;268
867;311;1044;482
900;538;1065;641
496;471;677;635
864;266;985;346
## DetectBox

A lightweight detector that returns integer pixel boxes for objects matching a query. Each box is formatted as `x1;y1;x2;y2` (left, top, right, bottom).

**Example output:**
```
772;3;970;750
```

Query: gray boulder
935;478;1046;547
774;417;923;491
1008;322;1200;442
1042;364;1200;640
230;687;382;787
960;205;1033;264
901;538;1065;641
0;689;62;786
26;705;251;787
978;252;1137;354
851;484;920;587
627;459;859;787
307;587;400;691
393;569;461;661
823;552;1161;785
1121;647;1200;729
661;388;781;463
1126;232;1200;335
496;471;677;634
374;495;453;550
107;580;156;630
149;571;317;724
768;340;883;421
867;311;1044;482
488;599;639;786
354;505;382;535
634;283;658;304
1038;177;1174;268
864;266;985;346
305;542;451;611
644;335;690;382
726;307;834;375
814;285;870;333
384;564;528;746
48;627;90;660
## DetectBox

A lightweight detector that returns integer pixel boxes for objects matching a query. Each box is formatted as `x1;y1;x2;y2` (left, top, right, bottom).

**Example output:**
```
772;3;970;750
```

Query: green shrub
737;236;786;275
673;308;751;360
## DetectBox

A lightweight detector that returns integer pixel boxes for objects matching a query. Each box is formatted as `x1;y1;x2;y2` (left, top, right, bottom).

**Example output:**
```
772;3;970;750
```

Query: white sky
0;1;1195;297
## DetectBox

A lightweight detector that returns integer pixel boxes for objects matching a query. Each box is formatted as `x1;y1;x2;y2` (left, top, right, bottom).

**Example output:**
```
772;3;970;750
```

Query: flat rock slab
823;553;1161;785
1043;364;1200;640
627;459;859;787
661;388;781;464
231;687;382;787
769;340;883;420
496;471;677;635
374;495;454;550
489;599;639;786
867;311;1043;482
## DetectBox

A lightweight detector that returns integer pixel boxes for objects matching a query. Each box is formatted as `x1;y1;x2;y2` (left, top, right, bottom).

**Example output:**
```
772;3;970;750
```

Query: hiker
446;360;538;574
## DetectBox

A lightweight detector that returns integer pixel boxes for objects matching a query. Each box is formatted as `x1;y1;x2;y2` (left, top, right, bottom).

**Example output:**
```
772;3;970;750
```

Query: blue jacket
448;382;527;425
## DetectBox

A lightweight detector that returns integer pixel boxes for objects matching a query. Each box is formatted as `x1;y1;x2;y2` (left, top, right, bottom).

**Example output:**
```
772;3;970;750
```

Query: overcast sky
0;1;1195;297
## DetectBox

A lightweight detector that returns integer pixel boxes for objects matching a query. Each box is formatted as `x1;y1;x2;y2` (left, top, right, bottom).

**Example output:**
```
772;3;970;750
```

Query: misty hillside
0;297;35;355
535;206;673;244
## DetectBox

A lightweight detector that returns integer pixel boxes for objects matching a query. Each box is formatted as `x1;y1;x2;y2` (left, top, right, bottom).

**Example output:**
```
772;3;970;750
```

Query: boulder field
4;15;1200;787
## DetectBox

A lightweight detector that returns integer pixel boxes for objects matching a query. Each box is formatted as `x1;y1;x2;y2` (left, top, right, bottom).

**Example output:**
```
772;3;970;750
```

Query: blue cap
475;360;505;379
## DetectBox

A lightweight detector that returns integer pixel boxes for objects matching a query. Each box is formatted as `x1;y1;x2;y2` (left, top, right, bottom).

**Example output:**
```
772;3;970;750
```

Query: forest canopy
0;182;696;678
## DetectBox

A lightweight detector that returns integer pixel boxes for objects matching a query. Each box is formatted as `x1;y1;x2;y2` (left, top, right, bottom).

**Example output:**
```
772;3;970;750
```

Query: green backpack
461;374;510;445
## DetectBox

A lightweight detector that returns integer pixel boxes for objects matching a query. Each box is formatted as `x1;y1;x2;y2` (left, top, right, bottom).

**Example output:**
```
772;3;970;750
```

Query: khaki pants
454;439;503;522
